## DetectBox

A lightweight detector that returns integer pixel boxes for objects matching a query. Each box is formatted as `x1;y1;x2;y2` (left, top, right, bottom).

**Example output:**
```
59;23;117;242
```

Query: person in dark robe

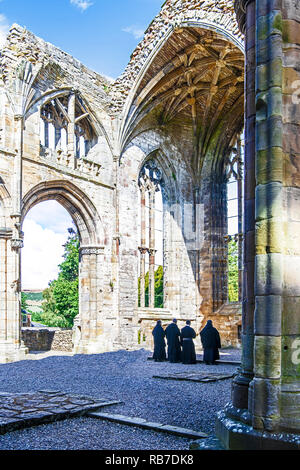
165;319;181;363
200;320;221;365
152;320;166;362
180;320;197;364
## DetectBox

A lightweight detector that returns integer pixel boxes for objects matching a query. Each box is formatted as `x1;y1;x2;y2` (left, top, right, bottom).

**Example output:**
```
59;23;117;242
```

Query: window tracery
138;160;164;309
40;93;97;159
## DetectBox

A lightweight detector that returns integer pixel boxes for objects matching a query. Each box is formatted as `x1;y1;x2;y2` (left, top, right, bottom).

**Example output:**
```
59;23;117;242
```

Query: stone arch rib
0;180;11;229
137;148;179;204
21;180;104;246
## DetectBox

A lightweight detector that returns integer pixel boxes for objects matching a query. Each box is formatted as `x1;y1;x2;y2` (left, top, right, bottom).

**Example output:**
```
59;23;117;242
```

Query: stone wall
21;328;73;352
208;303;242;347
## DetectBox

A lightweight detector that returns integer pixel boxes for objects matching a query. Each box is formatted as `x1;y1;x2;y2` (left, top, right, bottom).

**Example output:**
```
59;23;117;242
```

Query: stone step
87;411;208;440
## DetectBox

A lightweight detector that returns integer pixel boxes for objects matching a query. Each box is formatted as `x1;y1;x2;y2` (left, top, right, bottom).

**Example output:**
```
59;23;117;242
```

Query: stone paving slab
0;391;121;435
88;411;208;440
152;372;235;383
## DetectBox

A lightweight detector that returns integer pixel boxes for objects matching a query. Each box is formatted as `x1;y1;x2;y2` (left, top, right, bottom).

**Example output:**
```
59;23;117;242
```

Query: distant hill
22;290;44;313
22;290;43;301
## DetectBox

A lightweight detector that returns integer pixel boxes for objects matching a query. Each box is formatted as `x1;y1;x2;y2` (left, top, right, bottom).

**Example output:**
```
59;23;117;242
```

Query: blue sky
0;0;163;79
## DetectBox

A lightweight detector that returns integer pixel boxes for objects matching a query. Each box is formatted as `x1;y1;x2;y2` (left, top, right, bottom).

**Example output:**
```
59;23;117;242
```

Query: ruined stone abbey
0;0;299;450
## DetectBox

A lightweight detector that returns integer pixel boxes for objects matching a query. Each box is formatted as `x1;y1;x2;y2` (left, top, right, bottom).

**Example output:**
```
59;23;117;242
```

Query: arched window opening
138;160;164;309
225;136;244;303
40;93;97;159
21;201;79;329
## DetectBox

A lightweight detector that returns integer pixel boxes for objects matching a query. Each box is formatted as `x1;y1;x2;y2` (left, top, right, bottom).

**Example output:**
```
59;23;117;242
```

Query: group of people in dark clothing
152;318;221;365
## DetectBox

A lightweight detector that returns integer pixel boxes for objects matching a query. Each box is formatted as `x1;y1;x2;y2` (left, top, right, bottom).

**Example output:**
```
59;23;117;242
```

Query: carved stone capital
79;246;105;256
11;238;24;250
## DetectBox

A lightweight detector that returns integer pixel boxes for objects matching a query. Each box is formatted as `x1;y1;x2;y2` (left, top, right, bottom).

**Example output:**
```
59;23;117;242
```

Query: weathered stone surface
88;411;208;439
153;372;235;383
0;391;121;435
21;327;73;352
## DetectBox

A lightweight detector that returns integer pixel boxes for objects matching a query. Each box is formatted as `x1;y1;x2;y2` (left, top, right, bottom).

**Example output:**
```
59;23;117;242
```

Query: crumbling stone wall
21;328;73;352
0;24;119;359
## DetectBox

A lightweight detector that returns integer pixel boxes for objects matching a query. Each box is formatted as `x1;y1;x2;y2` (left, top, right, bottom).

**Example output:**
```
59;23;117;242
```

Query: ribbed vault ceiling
123;26;244;179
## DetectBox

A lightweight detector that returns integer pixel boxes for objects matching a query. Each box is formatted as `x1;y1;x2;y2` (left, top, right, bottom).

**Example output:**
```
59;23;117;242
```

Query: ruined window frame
138;159;165;310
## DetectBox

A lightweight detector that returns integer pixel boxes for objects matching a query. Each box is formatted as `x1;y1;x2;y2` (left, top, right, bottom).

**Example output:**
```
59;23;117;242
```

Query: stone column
231;0;256;412
112;155;120;335
249;0;300;434
76;246;104;354
44;120;49;148
148;184;156;308
67;93;76;168
163;200;181;316
55;125;61;151
139;185;147;308
248;0;284;433
13;115;23;216
139;248;147;308
0;230;11;342
10;237;23;347
0;231;28;363
212;0;300;450
280;19;300;427
237;138;244;302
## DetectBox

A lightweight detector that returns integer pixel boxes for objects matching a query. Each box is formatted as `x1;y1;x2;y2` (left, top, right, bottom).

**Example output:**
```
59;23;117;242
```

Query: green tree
154;265;164;308
138;266;164;308
32;229;79;328
228;239;239;302
21;292;28;310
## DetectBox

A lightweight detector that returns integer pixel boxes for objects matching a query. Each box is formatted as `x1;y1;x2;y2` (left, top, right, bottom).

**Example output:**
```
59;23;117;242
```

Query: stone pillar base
73;337;114;355
0;341;29;364
215;409;300;450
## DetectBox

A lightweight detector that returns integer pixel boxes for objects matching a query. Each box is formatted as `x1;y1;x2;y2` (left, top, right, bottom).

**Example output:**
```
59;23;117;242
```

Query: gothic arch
137;148;179;204
20;179;107;355
118;14;244;161
21;180;105;246
0;179;11;228
24;87;114;158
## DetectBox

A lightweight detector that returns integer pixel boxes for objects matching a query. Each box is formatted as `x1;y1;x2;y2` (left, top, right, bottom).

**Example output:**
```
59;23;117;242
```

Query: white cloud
22;201;74;290
70;0;93;11
22;220;67;290
122;25;145;40
25;200;74;235
0;13;9;48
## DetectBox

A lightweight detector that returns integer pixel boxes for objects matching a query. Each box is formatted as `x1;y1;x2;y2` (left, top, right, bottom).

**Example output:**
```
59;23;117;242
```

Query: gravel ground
0;348;241;450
